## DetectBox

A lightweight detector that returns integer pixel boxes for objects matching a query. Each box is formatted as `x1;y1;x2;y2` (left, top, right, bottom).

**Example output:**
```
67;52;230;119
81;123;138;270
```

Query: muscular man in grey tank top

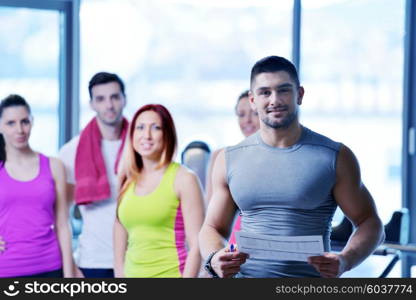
226;127;340;277
199;56;384;278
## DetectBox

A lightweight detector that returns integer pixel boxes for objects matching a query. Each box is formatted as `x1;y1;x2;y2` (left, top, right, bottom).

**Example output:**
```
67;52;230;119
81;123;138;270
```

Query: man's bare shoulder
335;144;360;178
214;148;226;165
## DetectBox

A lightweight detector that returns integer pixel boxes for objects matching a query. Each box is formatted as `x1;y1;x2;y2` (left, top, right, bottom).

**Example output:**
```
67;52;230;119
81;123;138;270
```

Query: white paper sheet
235;231;324;262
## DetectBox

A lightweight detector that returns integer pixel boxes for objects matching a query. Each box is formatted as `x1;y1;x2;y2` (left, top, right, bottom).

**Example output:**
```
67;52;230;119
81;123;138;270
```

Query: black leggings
19;269;63;278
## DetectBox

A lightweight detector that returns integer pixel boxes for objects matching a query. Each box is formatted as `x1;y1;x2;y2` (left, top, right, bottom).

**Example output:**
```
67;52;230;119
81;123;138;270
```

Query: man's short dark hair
250;56;300;88
88;72;125;99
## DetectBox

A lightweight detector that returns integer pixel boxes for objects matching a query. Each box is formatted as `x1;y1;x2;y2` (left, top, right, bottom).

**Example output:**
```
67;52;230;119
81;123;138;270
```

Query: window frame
0;0;80;146
401;0;416;277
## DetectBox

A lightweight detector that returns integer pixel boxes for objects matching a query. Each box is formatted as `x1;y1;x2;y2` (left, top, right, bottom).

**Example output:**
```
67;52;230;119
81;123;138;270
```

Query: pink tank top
0;153;62;277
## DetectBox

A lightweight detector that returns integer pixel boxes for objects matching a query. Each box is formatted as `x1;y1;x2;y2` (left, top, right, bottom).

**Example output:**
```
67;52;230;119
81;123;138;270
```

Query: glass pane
80;0;293;154
301;0;404;224
0;7;60;156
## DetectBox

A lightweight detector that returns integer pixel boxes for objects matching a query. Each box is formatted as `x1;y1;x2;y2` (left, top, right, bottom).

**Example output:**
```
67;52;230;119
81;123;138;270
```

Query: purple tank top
0;153;62;277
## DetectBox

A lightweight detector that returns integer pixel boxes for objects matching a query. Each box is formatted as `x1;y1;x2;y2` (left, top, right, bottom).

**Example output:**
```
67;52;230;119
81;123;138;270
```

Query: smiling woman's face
236;96;259;137
132;110;164;160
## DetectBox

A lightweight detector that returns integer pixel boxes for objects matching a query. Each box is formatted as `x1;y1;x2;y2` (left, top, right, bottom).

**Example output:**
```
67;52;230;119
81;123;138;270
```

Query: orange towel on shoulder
74;117;129;205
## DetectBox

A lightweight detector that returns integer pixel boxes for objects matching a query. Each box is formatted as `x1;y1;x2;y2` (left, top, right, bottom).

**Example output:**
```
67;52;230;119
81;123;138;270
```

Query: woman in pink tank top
0;94;77;277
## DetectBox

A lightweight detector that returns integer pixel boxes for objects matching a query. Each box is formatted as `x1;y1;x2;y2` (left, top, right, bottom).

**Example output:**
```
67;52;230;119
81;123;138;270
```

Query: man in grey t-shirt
199;56;385;278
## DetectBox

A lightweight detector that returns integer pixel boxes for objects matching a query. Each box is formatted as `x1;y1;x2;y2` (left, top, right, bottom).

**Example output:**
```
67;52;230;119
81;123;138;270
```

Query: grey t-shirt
226;126;341;277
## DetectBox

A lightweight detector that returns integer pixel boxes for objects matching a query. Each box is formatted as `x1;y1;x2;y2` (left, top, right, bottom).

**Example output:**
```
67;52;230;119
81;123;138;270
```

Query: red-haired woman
113;104;205;277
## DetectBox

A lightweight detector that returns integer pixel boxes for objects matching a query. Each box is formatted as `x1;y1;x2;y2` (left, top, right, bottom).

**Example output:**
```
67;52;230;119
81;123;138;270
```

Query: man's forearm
340;215;385;272
198;224;227;259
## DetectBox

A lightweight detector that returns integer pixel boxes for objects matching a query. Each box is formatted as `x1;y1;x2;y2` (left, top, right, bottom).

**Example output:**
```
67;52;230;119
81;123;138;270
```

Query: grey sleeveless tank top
225;126;341;277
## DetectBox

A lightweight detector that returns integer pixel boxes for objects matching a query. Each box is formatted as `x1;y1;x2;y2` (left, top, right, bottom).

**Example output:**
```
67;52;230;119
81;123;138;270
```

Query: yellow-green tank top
118;162;186;277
